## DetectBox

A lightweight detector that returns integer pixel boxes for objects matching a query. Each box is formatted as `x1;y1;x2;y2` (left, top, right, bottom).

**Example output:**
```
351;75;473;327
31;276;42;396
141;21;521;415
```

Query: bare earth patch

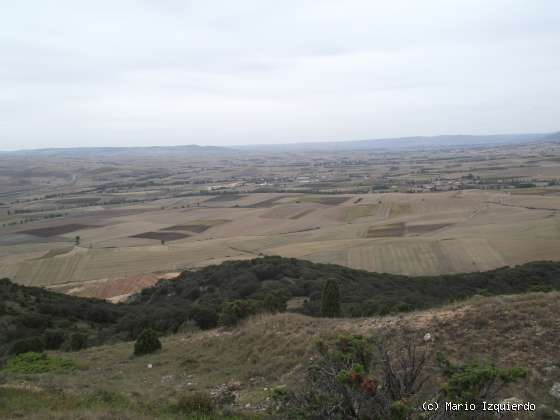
291;209;316;219
161;219;229;233
19;224;96;237
131;231;189;241
407;223;453;235
67;271;181;301
161;224;209;233
204;194;247;203
367;222;406;237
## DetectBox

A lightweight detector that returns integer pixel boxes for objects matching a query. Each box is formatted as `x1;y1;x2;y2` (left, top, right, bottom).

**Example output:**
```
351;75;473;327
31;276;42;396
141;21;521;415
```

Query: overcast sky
1;1;559;150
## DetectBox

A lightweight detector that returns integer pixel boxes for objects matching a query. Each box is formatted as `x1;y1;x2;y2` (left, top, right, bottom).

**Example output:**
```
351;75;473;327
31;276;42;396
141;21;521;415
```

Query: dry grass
4;292;558;416
345;205;379;222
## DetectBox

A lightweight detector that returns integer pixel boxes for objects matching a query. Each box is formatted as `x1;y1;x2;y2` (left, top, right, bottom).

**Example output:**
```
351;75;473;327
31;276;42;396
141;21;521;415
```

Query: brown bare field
161;219;229;232
19;224;96;237
161;224;209;233
204;194;247;203
406;223;453;235
366;222;406;237
297;195;351;205
290;208;316;219
243;196;292;208
64;271;181;301
131;231;190;241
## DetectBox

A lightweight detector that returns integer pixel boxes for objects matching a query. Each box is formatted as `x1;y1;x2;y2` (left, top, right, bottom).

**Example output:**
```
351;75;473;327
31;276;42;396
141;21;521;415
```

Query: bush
176;391;215;414
437;353;527;404
320;279;341;317
133;329;161;356
43;329;65;350
10;337;45;355
20;314;50;329
263;293;287;313
275;330;429;419
5;352;76;374
218;300;257;327
189;305;218;330
63;332;88;352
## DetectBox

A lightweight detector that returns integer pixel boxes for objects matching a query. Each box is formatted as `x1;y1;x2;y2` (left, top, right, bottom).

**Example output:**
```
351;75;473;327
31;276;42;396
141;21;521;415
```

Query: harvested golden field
1;190;559;295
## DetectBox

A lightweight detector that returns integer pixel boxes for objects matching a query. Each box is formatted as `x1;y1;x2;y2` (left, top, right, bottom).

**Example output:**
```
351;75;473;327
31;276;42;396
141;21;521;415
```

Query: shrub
86;307;117;323
10;337;45;355
218;300;257;327
5;352;76;374
189;305;218;330
20;314;49;329
263;293;287;313
437;353;527;404
320;279;341;317
43;329;65;350
133;329;161;356
276;331;428;418
176;391;215;414
275;329;430;419
64;332;88;352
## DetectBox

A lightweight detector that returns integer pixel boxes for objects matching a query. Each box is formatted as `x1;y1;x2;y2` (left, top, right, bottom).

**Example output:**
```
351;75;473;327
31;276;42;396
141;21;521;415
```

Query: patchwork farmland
2;139;560;300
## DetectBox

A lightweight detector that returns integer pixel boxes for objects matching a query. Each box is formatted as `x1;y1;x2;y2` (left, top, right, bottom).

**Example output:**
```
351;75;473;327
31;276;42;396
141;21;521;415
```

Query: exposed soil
290;209;316;219
204;194;247;203
67;272;181;301
131;231;189;241
407;223;453;235
367;222;406;237
161;224;210;233
19;224;95;237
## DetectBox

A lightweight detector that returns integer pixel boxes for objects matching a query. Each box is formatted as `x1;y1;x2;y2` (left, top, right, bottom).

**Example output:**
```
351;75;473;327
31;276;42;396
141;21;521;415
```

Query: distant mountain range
2;132;558;156
236;132;559;152
1;144;232;157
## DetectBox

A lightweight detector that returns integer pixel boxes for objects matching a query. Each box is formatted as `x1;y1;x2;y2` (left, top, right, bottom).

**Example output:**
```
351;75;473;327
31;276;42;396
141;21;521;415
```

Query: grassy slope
2;291;560;418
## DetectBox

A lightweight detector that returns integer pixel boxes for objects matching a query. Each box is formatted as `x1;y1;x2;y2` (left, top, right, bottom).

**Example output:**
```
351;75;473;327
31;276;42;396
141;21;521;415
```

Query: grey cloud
1;0;559;149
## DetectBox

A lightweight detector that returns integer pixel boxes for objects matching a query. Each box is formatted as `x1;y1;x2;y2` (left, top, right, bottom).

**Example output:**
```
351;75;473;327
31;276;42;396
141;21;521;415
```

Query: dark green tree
65;332;88;351
263;293;287;313
189;305;218;330
218;300;257;327
320;279;341;317
134;328;161;356
10;337;45;355
44;329;65;350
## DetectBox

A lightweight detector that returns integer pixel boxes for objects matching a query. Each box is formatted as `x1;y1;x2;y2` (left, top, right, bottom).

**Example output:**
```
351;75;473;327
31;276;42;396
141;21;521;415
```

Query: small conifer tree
320;279;341;317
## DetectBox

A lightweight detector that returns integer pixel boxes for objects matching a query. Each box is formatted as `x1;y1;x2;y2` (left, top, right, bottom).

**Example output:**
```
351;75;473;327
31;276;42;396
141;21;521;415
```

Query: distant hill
3;131;559;155
2;144;235;158
237;132;556;152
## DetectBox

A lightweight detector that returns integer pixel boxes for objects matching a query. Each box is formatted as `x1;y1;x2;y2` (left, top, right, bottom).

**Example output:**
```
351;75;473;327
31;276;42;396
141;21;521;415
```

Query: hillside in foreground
2;257;560;418
1;291;559;419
